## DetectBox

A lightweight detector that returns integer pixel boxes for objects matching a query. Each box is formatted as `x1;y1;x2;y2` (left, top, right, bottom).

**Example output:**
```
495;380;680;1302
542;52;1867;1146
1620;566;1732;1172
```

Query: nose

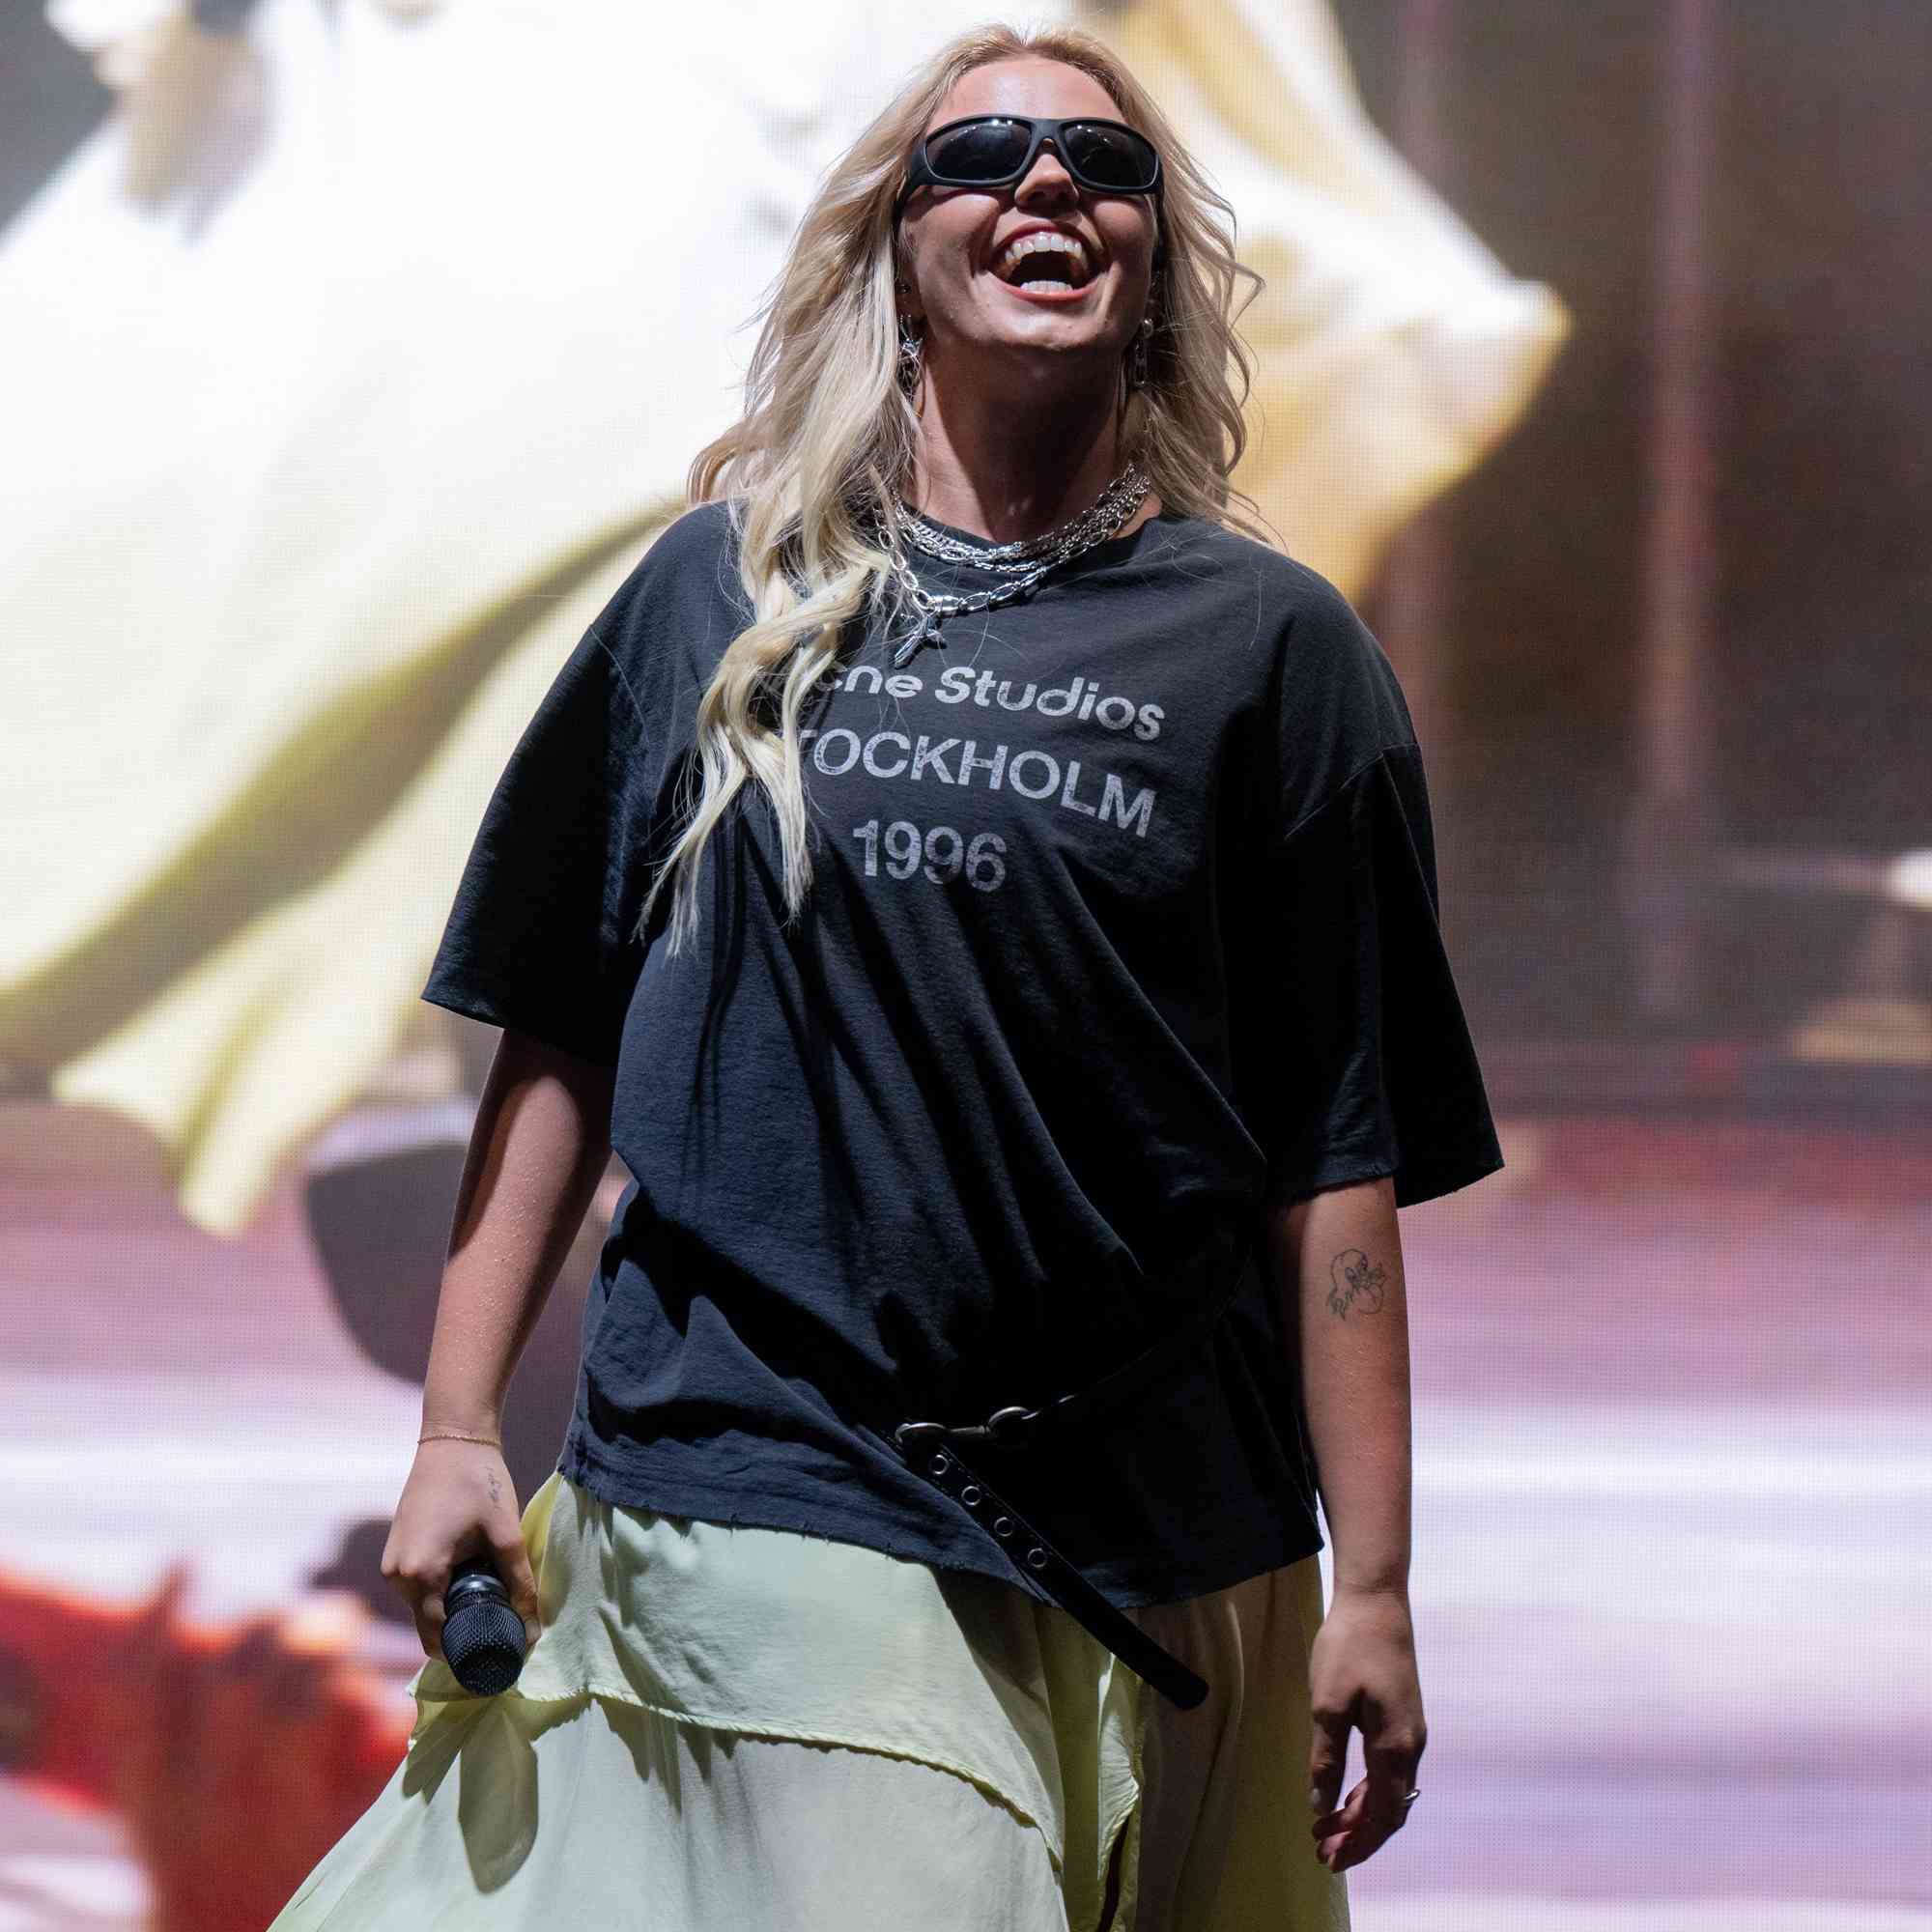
1014;140;1078;201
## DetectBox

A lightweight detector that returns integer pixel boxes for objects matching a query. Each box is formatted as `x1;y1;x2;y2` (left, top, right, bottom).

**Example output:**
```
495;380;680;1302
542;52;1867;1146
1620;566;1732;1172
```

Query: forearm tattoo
1325;1247;1390;1320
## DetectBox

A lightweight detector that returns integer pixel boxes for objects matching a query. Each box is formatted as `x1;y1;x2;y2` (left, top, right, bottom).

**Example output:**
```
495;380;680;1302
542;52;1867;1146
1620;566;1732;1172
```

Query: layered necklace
868;458;1151;668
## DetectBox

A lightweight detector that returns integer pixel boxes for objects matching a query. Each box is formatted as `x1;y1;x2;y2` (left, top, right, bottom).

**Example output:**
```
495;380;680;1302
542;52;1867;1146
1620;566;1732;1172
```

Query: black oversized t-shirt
421;495;1504;1609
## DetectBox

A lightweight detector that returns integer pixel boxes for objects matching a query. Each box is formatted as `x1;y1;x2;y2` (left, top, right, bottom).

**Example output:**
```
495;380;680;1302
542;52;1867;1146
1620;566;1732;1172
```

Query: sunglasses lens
1065;123;1159;189
926;119;1156;191
928;119;1031;180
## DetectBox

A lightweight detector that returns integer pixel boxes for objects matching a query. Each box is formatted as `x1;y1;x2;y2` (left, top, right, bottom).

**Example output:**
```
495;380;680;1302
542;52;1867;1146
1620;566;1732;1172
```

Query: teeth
995;232;1090;285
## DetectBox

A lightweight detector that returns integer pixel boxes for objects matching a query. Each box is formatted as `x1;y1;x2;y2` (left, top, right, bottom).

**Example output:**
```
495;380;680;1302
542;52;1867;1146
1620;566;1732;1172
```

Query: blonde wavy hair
639;19;1281;957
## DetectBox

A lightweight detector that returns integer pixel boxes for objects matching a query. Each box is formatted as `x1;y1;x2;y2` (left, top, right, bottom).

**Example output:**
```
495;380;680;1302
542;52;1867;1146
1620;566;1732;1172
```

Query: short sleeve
1257;742;1504;1208
420;625;651;1070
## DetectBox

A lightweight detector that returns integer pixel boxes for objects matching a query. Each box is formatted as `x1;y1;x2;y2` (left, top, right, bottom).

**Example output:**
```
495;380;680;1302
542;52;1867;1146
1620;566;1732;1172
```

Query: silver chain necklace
870;459;1151;668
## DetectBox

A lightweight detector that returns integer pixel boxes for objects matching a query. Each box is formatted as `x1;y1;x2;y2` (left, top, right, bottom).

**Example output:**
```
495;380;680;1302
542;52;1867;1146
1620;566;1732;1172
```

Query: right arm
418;1024;616;1442
384;1025;615;1659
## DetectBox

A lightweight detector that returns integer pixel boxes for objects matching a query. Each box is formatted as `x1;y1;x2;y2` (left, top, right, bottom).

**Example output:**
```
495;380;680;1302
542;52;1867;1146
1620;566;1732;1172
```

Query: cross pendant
893;613;943;668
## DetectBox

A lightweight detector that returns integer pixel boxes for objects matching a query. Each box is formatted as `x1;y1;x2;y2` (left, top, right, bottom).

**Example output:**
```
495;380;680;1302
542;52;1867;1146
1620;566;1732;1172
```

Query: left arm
1262;1171;1427;1877
1263;1173;1411;1595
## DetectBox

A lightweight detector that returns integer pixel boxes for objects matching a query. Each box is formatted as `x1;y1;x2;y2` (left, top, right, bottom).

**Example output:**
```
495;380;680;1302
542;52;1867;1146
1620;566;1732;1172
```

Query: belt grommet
928;1453;951;1476
991;1516;1013;1538
959;1485;981;1507
1025;1547;1048;1570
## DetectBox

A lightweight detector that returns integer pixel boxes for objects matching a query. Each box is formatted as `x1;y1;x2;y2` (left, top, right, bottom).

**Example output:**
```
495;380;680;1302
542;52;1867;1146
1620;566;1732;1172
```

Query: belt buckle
982;1404;1041;1445
895;1402;1042;1457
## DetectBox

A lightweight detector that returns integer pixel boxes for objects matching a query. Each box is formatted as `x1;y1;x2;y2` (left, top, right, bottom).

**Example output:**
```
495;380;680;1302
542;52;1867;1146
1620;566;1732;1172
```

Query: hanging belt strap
886;1236;1255;1713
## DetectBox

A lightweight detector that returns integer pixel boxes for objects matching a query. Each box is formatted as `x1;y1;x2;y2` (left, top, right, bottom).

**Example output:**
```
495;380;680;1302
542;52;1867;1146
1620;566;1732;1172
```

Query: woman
271;24;1503;1932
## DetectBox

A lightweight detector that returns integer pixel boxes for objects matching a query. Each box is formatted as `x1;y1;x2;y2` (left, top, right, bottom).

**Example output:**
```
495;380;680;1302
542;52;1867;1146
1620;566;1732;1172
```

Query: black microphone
441;1555;528;1694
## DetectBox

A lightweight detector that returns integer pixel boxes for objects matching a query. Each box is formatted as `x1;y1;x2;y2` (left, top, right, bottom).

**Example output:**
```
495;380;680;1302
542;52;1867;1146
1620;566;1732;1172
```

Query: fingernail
525;1620;541;1647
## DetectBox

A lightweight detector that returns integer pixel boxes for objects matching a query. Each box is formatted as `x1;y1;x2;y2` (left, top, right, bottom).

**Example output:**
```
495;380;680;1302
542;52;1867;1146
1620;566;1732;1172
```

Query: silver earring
895;275;923;396
1127;310;1154;391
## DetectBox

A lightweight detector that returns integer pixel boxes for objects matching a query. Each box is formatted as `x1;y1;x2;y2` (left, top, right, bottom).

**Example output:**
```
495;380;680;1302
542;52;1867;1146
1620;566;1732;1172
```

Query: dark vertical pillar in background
1336;0;1925;1047
1621;0;1719;1026
1339;0;1661;1043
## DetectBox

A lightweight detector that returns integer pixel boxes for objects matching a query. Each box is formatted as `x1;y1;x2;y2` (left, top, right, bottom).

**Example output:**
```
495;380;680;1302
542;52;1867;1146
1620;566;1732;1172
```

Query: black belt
886;1234;1256;1713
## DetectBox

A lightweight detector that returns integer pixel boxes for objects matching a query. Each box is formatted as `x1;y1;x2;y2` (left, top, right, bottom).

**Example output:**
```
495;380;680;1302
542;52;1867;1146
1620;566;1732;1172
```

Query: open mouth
989;240;1097;298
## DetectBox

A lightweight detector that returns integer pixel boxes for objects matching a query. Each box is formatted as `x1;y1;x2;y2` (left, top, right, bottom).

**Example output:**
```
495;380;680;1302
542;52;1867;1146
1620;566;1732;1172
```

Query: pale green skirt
270;1469;1350;1931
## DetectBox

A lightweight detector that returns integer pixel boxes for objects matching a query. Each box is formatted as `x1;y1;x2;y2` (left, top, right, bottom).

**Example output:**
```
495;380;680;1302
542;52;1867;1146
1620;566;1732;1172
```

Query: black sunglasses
894;116;1163;225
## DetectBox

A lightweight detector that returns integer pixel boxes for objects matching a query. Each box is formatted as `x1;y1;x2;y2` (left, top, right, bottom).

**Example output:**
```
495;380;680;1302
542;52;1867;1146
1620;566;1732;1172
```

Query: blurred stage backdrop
0;2;1924;1928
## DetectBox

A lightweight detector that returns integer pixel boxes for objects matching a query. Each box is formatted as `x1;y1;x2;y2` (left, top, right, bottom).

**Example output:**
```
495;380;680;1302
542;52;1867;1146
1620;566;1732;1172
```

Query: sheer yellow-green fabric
270;1469;1349;1931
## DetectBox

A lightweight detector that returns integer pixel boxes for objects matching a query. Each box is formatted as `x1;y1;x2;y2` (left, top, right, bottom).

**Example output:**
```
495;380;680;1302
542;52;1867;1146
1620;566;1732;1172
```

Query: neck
903;355;1156;545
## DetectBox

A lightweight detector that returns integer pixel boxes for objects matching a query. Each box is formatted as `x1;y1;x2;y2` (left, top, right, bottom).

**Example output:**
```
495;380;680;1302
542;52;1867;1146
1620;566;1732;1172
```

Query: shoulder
1178;535;1420;802
1275;558;1399;712
1187;525;1369;641
612;497;745;609
592;497;753;661
1168;519;1406;706
1160;521;1369;644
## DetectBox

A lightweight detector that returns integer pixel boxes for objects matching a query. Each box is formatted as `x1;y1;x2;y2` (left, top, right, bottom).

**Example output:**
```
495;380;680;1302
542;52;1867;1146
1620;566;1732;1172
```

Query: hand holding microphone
381;1434;545;1693
440;1554;529;1693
